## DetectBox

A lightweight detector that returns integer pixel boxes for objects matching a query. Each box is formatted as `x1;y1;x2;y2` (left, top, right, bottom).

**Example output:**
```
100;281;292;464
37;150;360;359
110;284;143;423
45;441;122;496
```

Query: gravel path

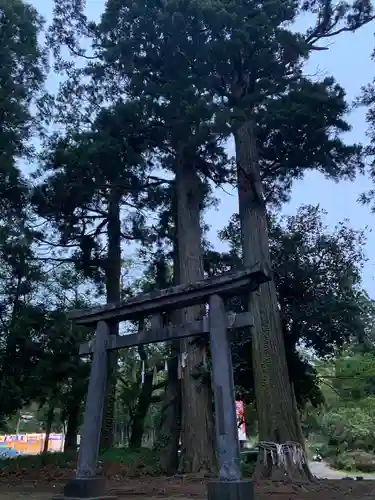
309;460;375;480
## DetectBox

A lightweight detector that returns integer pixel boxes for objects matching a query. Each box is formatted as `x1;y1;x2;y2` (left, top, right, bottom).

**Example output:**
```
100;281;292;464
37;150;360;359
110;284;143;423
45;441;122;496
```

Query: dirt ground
0;477;375;500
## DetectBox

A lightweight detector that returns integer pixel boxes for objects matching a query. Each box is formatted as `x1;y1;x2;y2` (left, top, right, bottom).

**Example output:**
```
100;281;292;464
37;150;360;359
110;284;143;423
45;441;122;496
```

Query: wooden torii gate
57;265;270;500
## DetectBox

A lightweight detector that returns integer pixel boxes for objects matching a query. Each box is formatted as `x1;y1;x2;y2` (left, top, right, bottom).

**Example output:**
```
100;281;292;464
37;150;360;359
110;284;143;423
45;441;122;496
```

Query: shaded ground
0;452;374;500
0;476;375;500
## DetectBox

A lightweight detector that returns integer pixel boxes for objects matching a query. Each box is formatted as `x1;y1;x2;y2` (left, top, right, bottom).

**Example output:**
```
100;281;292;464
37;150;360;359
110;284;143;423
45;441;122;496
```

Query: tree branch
306;16;375;50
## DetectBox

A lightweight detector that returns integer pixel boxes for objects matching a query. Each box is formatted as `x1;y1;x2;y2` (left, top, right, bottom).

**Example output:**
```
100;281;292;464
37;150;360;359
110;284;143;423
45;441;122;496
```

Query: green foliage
32;101;161;291
332;451;375;473
100;447;162;475
321;404;375;451
0;0;46;159
333;352;375;401
358;46;375;212
0;0;48;425
0;448;163;477
0;450;76;470
307;347;375;470
87;0;368;207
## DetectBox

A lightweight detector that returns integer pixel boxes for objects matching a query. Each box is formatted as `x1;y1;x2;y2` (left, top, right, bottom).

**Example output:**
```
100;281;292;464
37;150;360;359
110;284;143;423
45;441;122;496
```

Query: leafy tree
312;344;375;463
0;203;47;424
0;0;47;424
359;47;375;213
0;0;46;212
32;100;169;449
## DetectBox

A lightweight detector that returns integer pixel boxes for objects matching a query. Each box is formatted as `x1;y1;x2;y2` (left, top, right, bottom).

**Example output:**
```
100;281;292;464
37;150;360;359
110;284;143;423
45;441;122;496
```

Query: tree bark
43;402;55;454
100;186;121;450
129;346;154;449
64;397;81;452
154;218;181;475
154;337;181;474
234;120;309;480
175;157;216;473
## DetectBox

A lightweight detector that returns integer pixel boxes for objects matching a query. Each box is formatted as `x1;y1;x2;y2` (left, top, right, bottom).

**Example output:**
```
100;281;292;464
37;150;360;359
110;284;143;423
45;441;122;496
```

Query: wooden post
208;294;254;500
209;294;241;481
76;320;109;477
57;320;114;500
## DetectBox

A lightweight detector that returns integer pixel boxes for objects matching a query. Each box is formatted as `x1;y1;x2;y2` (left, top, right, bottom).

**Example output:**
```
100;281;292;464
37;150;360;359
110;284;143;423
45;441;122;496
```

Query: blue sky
29;0;375;298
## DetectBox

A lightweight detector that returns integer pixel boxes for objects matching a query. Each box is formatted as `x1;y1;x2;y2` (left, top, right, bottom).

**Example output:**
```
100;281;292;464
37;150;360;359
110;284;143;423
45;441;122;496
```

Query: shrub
331;451;375;473
321;406;375;452
331;452;355;471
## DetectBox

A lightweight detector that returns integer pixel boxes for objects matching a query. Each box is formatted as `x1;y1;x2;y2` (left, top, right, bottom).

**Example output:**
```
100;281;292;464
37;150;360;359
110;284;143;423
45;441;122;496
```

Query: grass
0;491;53;500
0;447;163;481
0;449;77;470
0;446;256;482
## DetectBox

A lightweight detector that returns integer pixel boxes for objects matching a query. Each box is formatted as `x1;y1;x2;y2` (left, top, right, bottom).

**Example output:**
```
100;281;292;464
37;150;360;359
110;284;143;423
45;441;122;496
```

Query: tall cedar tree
32;102;165;448
96;5;229;472
149;186;216;472
177;2;371;479
0;0;46;423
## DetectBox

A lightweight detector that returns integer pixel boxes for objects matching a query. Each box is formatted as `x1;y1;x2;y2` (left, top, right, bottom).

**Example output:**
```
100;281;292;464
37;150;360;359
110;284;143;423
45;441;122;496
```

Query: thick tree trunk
175;158;216;473
100;187;121;450
234;121;309;480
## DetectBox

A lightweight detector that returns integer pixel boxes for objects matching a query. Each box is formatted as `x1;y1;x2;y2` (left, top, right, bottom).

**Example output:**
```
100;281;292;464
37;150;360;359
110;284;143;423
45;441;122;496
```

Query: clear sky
29;0;375;298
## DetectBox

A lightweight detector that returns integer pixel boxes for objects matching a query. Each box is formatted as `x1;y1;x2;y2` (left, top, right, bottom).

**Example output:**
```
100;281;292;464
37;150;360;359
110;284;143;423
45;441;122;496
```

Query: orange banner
0;434;64;454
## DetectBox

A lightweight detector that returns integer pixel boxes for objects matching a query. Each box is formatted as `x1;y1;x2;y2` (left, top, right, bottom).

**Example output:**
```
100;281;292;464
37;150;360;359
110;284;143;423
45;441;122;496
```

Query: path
309;460;374;480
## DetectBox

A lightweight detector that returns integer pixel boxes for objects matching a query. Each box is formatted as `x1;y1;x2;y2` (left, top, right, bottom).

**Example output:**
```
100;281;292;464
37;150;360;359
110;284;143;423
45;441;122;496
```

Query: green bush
321;406;375;452
331;451;375;473
331;452;356;471
0;450;77;470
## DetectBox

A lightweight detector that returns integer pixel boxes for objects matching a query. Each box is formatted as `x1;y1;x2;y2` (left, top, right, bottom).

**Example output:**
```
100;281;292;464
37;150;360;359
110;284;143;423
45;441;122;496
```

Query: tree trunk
154;220;181;475
43;402;54;454
64;398;81;452
175;157;216;473
234;120;310;480
154;338;181;475
100;187;121;450
129;346;154;449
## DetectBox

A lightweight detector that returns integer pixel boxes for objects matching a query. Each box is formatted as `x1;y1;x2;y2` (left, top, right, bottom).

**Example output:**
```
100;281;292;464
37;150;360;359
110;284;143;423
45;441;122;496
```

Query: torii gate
56;264;270;500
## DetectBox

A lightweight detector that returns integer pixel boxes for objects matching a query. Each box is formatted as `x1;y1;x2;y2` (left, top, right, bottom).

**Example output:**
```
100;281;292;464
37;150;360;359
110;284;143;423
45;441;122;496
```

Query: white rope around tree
258;441;307;471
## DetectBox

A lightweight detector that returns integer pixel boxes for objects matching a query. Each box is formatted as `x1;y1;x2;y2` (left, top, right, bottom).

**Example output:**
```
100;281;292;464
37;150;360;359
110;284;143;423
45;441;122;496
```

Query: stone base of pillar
53;476;116;500
207;480;254;500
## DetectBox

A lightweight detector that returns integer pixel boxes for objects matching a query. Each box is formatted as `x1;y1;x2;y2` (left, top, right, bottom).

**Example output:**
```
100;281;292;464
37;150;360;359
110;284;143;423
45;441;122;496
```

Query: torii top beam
69;264;270;326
